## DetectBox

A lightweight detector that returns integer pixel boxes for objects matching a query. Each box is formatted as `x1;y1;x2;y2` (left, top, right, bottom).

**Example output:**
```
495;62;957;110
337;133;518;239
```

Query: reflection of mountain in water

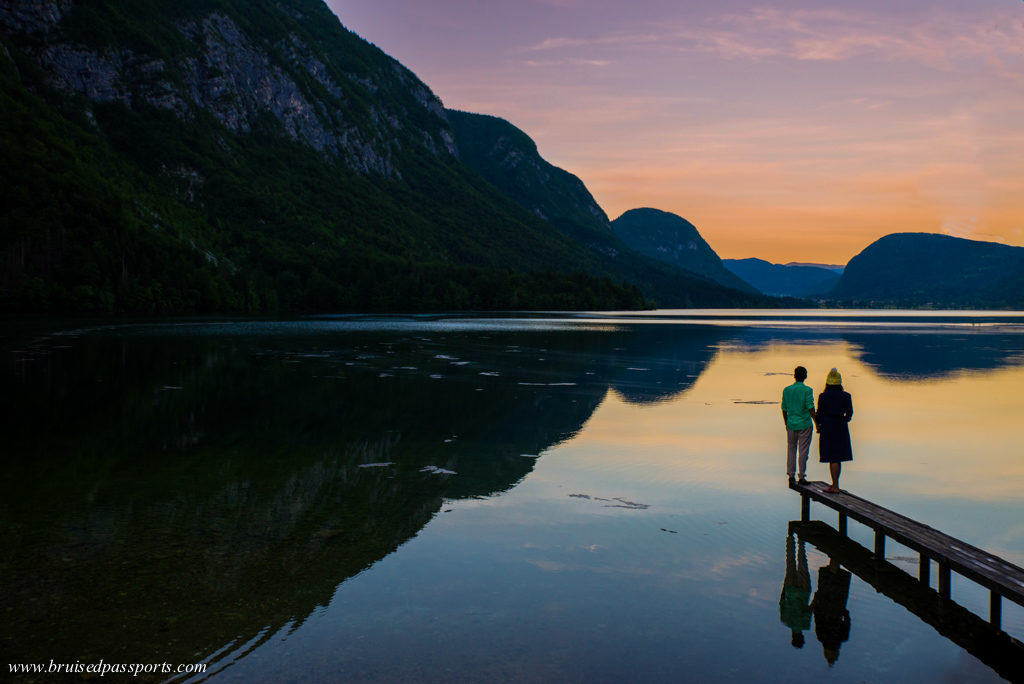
727;326;1024;381
842;331;1024;380
602;325;723;404
0;322;726;677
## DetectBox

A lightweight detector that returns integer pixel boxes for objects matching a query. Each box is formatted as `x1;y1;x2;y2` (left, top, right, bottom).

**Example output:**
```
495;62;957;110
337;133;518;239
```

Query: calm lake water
3;310;1024;683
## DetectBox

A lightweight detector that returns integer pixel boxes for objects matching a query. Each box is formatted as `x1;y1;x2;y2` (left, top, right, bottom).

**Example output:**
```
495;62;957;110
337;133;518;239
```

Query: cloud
516;57;612;67
524;5;1024;75
525;33;661;52
387;0;1024;262
941;217;980;240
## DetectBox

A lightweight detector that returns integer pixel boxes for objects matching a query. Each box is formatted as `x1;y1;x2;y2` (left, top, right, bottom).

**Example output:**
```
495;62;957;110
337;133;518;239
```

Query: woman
816;368;853;493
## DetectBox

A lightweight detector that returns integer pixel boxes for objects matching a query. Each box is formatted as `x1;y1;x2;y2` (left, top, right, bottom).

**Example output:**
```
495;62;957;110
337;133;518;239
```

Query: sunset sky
328;0;1024;265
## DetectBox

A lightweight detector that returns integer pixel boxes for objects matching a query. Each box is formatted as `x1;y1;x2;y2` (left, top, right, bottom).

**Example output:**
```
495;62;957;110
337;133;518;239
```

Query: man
782;366;816;484
779;531;811;648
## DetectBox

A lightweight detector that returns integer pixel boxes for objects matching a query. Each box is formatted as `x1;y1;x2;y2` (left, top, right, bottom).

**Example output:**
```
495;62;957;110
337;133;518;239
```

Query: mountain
446;110;615;251
446;111;768;308
723;258;841;297
610;208;758;294
787;262;844;271
827;233;1024;308
0;0;650;313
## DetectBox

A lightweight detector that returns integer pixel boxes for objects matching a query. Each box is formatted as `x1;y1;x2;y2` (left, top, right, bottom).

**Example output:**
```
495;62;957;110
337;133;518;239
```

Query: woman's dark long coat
817;386;853;463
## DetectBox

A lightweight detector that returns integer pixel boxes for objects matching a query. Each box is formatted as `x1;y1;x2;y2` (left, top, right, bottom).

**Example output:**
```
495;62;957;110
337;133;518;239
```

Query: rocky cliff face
0;0;71;34
0;0;455;176
0;0;758;314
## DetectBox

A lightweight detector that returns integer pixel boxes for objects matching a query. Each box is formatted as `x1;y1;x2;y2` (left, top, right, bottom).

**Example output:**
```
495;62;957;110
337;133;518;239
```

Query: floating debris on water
733;400;777;405
604;498;651;510
435;354;458;360
568;494;651;509
626;367;650;371
660;528;678;534
378;373;393;378
429;374;444;379
548;382;576;386
357;462;394;469
519;454;539;459
479;371;500;377
421;466;457;475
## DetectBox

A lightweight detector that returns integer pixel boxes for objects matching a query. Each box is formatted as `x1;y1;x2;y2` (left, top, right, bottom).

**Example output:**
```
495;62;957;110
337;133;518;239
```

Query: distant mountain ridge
610;208;758;294
786;262;844;271
0;0;774;313
723;258;842;297
827;233;1024;308
7;3;1018;312
447;112;768;307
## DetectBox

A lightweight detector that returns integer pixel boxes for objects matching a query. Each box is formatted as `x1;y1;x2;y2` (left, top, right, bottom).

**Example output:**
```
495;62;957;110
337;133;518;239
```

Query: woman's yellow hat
826;368;842;386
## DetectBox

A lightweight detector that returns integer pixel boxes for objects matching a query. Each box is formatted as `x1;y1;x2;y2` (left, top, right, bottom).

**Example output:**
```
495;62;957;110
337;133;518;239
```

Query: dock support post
873;529;885;559
990;592;1002;629
919;555;929;586
838;513;847;537
938;563;951;599
801;494;809;522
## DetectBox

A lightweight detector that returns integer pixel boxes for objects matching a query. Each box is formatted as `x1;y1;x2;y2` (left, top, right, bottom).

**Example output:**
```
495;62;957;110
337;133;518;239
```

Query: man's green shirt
782;381;815;431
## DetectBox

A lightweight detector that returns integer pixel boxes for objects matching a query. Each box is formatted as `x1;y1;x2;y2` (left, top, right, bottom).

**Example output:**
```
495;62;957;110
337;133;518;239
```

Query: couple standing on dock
782;366;853;493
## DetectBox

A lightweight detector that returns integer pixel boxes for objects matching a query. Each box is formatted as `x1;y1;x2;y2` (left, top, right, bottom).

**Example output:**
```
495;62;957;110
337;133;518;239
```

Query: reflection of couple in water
780;532;851;665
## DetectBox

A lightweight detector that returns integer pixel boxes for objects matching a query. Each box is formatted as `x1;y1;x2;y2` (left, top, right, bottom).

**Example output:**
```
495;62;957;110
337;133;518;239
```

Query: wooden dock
790;480;1024;628
790;520;1024;682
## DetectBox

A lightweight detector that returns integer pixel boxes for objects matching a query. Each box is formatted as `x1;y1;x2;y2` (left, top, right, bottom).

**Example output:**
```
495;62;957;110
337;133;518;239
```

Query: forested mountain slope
611;208;757;294
1;0;651;312
448;112;768;307
827;233;1024;308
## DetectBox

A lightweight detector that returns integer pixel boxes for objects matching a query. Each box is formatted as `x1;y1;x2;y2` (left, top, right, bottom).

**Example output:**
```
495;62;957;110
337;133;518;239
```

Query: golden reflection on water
544;339;1024;503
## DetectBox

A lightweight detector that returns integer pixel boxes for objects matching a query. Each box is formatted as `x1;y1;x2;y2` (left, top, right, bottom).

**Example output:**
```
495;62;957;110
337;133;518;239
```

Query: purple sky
327;0;1024;263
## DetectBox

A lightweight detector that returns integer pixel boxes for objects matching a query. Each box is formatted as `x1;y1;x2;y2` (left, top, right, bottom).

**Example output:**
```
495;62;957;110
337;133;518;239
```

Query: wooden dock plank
790;520;1024;681
790;480;1024;606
